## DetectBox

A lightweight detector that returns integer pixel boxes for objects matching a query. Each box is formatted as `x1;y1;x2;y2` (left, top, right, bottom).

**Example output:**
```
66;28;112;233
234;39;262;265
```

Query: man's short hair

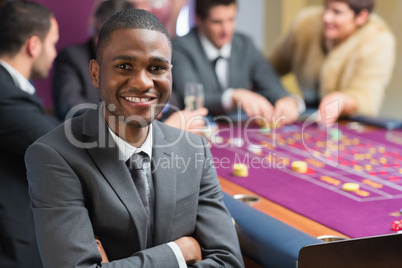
330;0;375;15
196;0;237;20
94;0;135;24
0;1;53;57
96;8;171;63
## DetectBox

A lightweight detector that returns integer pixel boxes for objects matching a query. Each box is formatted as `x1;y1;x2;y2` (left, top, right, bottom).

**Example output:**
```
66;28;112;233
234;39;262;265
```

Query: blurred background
29;0;401;120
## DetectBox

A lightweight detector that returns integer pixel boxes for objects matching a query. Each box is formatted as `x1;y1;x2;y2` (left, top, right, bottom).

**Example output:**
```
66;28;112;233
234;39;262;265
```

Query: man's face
31;17;59;79
323;1;361;42
197;4;237;49
91;28;172;128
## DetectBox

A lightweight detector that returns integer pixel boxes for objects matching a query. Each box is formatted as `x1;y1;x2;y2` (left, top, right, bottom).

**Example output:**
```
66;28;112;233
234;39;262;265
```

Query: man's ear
355;9;370;27
26;36;42;58
89;59;100;88
195;15;202;27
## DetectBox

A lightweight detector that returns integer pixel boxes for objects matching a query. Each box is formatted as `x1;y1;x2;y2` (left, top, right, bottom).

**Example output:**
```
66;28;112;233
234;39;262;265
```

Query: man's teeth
125;97;151;103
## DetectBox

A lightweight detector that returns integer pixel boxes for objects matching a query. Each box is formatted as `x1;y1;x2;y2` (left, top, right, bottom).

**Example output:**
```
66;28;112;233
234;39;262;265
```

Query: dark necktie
212;55;223;69
126;152;153;247
212;56;227;89
126;153;150;215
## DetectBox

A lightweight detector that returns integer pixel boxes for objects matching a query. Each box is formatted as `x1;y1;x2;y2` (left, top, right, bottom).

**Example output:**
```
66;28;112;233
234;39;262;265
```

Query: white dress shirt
0;60;36;95
198;31;236;112
106;121;187;268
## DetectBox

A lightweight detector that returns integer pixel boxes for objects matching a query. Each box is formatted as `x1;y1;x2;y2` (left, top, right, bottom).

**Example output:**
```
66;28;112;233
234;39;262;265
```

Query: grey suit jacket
52;40;100;120
172;28;289;115
25;106;243;267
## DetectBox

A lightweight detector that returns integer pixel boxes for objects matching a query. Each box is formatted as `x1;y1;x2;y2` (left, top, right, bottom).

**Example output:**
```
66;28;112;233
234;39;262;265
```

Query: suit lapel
151;122;177;245
83;106;149;249
192;29;223;91
228;34;239;88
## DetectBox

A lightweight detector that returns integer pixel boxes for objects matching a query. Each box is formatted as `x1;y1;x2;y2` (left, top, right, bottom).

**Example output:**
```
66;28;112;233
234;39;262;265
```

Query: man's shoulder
0;65;13;86
232;31;258;49
153;121;206;147
56;41;92;63
35;112;85;145
0;69;30;100
172;28;198;48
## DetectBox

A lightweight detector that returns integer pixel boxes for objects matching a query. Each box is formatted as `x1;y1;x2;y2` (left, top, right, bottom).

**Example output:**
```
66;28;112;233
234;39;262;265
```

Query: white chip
247;144;262;154
230;137;244;147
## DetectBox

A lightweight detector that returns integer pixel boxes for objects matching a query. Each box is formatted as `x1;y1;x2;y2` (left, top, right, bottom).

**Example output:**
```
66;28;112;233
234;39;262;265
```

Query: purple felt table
209;122;402;238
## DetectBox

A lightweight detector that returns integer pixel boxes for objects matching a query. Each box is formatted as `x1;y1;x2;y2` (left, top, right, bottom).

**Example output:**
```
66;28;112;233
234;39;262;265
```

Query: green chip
329;129;342;140
260;127;271;134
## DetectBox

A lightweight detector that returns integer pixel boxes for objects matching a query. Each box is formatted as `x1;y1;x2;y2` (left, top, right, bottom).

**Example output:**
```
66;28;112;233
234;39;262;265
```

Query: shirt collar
198;30;232;61
106;119;153;162
0;60;36;95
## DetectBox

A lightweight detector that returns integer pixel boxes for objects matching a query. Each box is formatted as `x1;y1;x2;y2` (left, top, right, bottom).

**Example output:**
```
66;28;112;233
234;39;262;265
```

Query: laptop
298;233;402;268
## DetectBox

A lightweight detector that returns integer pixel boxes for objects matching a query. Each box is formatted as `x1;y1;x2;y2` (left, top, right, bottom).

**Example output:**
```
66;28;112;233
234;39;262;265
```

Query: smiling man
25;8;243;268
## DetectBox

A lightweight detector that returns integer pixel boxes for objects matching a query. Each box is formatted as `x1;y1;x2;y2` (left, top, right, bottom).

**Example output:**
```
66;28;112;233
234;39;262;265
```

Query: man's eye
117;64;132;70
150;66;165;72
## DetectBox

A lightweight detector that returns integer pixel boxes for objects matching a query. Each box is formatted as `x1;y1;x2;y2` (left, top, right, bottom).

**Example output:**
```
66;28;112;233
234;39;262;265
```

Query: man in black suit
0;2;60;267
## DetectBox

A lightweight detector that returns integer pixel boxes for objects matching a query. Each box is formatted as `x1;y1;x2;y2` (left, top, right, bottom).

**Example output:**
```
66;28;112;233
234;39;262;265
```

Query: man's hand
318;92;357;126
232;89;274;121
273;96;300;125
95;237;109;263
164;108;208;135
174;236;202;265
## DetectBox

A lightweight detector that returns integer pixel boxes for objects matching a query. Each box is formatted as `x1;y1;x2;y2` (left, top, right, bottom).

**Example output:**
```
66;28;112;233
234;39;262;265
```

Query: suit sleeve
0;93;58;157
190;137;244;267
247;38;289;104
26;142;184;268
52;49;90;120
172;39;226;115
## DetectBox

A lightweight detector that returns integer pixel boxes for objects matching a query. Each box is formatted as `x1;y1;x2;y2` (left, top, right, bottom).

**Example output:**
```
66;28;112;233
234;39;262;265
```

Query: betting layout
254;123;402;202
207;121;402;238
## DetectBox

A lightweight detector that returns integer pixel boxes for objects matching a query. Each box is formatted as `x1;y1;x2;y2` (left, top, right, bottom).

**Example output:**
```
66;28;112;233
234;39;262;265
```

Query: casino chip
259;127;271;134
291;161;308;173
230;137;244;147
329;129;342;140
342;182;360;192
233;163;248;177
247;144;262;155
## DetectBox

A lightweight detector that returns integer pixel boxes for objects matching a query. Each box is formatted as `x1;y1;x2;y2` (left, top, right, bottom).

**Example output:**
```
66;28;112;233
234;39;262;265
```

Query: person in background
131;0;187;37
26;8;243;267
52;0;134;120
269;0;395;124
0;1;60;267
172;0;302;125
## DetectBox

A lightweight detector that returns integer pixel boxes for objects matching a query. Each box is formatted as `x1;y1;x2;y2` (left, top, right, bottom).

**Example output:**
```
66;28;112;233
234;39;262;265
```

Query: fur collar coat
270;6;395;116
